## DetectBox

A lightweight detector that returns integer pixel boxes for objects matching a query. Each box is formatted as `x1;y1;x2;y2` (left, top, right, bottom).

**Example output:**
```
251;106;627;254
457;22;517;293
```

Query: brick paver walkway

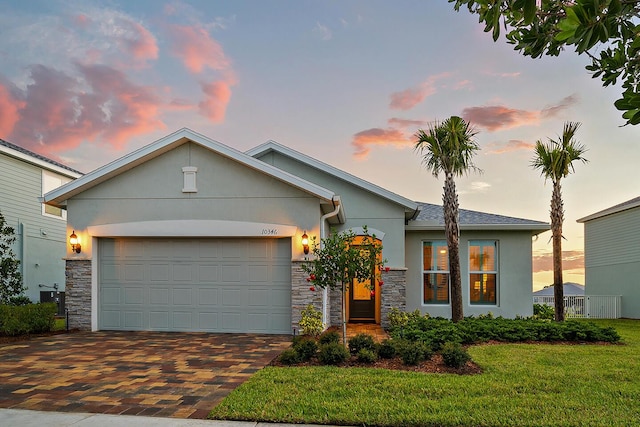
0;331;290;419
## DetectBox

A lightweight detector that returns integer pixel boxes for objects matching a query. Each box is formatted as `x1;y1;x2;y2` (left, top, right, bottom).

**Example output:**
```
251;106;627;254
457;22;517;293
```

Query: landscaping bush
294;337;318;361
278;348;301;365
388;310;621;345
441;341;471;368
0;302;56;336
318;342;350;365
398;340;432;366
377;339;396;359
533;303;555;320
299;304;323;337
8;295;32;306
319;330;341;345
348;333;376;354
357;348;378;364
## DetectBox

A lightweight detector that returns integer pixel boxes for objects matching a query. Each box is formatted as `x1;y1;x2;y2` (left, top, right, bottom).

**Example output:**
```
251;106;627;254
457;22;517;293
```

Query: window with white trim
469;240;498;305
423;241;449;304
42;170;69;219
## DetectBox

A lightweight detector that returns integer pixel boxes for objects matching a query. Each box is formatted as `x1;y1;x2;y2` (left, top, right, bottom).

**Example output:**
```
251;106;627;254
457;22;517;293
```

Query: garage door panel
99;237;291;333
124;287;144;304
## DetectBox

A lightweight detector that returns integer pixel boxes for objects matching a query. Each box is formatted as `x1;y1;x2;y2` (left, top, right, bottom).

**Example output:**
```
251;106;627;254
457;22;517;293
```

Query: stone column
291;260;323;334
380;267;407;329
65;259;92;331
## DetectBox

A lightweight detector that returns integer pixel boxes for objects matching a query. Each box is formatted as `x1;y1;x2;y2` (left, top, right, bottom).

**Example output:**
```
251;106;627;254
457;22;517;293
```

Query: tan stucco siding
404;230;534;319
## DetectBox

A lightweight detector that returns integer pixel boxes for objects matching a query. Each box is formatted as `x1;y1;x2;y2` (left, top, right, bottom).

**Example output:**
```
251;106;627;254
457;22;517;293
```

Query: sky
1;0;638;290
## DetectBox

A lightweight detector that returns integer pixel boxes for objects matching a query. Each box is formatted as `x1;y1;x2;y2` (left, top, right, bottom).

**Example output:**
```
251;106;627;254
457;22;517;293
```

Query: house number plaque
261;228;279;235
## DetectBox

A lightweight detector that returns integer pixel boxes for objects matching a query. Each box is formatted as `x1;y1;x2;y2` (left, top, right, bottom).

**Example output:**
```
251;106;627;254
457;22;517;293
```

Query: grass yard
209;319;639;427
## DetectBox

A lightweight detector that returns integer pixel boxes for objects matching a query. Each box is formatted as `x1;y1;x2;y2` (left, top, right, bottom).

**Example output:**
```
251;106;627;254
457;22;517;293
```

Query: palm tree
531;122;588;322
415;116;480;322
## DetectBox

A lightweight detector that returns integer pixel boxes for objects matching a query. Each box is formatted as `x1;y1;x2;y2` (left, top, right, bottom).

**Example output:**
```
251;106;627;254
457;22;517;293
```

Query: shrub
318;343;350;365
8;295;32;306
0;302;56;336
441;341;471;368
293;338;318;361
387;308;424;331
357;348;378;364
377;339;396;359
398;340;432;366
348;333;376;354
533;304;555;320
278;348;301;365
299;304;323;337
319;330;341;345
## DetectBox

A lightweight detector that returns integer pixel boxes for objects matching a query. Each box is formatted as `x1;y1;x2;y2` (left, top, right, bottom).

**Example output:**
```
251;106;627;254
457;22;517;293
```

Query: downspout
320;196;341;326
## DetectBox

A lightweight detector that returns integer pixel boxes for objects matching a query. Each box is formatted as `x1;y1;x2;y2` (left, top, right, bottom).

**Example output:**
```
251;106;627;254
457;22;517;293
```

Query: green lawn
209;319;640;427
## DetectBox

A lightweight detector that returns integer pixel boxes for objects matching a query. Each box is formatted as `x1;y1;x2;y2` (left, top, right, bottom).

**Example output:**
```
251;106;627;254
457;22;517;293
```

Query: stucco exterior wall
255;151;409;267
583;208;640;318
65;143;322;258
0;153;70;301
405;230;534;319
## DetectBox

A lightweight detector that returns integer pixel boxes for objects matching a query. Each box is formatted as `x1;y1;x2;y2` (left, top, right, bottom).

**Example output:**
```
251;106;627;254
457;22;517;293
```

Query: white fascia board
87;220;299;238
247;140;419;212
577;198;640;223
43;128;336;208
0;145;82;179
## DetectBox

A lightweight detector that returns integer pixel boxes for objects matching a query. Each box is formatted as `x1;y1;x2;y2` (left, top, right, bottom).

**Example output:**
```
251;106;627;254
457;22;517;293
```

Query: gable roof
533;283;584;296
246;140;419;218
0;138;83;178
577;196;640;223
407;202;550;232
42;128;339;209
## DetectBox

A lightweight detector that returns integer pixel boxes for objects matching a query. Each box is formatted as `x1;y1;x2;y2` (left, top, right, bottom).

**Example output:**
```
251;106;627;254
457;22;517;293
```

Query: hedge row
0;303;57;336
389;314;621;346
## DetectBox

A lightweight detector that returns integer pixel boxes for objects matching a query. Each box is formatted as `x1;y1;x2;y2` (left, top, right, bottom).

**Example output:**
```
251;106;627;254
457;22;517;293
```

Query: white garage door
98;237;292;333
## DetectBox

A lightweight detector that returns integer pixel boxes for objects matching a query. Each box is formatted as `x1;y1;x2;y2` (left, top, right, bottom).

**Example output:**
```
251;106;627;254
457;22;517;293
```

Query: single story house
0;138;82;309
578;196;640;319
533;282;585;302
42;128;549;333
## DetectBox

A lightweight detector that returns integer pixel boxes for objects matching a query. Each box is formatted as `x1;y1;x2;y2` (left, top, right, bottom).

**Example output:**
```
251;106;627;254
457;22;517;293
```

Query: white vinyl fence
533;295;622;319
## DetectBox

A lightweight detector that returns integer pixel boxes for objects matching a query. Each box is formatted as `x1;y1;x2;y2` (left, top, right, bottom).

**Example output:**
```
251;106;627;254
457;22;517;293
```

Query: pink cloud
74;14;91;28
0;82;23;136
462;96;578;132
389;73;450;111
199;80;232;123
462;105;539;131
6;64;165;159
352;128;412;159
533;250;584;273
485;139;535;154
387;117;426;129
121;21;158;65
167;24;230;74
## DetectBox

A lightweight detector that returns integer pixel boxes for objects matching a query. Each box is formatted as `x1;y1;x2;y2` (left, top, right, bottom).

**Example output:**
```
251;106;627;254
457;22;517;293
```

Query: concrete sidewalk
0;409;348;426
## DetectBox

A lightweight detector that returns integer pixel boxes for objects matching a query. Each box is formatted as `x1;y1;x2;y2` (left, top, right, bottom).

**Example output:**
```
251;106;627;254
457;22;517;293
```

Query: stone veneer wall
380;268;407;329
291;260;325;333
65;259;92;331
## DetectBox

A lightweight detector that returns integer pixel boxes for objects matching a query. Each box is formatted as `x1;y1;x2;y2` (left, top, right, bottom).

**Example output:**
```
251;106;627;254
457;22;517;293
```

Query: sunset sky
1;1;638;290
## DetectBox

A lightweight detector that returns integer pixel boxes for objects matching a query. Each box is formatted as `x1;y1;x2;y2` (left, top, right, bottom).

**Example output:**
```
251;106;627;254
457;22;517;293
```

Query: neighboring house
0;138;83;308
533;282;585;302
578;196;640;319
42;128;549;332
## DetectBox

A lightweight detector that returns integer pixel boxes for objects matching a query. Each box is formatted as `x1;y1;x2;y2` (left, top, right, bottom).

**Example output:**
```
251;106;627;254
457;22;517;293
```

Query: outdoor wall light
301;232;309;255
69;231;81;254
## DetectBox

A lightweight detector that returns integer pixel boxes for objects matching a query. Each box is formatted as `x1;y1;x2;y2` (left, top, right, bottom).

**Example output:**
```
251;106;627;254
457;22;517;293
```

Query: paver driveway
0;331;291;419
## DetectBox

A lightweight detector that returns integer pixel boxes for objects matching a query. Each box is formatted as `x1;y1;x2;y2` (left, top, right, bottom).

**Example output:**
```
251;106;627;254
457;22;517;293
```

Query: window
423;241;449;304
42;170;69;219
469;240;497;305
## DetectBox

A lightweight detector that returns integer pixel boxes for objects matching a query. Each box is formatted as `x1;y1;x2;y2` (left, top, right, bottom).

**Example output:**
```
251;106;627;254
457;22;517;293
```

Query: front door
349;274;375;322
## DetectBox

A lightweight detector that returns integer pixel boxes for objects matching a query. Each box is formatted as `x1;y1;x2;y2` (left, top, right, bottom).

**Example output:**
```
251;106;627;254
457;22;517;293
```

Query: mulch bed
0;329;75;344
269;352;483;375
